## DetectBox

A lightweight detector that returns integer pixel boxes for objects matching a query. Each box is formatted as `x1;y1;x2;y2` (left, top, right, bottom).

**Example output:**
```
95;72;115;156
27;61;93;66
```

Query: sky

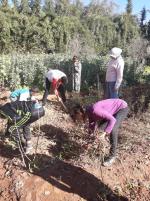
82;0;150;21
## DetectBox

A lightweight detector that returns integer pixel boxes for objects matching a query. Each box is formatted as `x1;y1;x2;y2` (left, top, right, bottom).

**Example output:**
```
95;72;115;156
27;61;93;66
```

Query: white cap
109;47;122;58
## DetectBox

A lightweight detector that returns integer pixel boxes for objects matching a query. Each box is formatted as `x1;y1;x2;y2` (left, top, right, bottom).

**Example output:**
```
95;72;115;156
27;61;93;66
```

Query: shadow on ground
33;153;129;201
40;124;84;160
0;141;128;201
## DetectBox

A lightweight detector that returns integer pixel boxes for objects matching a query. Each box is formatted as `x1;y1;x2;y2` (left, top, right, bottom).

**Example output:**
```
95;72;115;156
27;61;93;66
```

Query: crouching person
0;101;45;154
71;99;129;167
10;86;39;102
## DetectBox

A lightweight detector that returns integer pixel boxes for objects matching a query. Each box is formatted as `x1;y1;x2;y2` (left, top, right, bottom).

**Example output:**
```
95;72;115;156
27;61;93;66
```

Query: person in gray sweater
105;47;124;99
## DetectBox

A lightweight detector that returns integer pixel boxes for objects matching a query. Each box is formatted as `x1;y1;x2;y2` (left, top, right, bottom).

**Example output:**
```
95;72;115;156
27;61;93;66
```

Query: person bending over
0;100;45;154
42;69;68;105
71;98;129;166
10;86;39;102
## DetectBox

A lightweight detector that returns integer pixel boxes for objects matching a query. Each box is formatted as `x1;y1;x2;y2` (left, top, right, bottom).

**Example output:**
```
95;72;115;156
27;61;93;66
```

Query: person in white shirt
42;69;68;105
105;47;124;99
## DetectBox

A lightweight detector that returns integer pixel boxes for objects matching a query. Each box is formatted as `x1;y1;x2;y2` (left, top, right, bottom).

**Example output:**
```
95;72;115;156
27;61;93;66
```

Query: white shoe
103;156;116;167
25;141;32;154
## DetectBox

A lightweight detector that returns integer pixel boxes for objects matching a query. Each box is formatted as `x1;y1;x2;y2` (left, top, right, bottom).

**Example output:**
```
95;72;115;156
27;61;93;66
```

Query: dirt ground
0;92;150;201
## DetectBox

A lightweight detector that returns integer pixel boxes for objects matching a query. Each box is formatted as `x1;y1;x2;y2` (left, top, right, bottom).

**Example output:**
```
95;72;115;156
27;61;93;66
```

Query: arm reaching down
94;108;116;134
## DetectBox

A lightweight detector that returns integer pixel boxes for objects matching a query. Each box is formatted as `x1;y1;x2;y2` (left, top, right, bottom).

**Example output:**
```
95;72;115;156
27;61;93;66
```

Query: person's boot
25;140;32;154
103;156;116;167
20;134;26;145
5;131;10;137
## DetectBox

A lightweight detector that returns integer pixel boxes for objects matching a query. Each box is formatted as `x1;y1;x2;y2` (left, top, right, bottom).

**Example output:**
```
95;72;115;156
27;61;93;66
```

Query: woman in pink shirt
71;99;129;166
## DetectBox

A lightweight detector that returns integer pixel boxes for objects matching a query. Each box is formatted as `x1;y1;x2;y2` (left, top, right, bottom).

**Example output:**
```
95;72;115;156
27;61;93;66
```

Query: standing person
42;69;68;105
71;99;129;166
72;56;82;93
105;47;124;99
10;86;39;102
0;100;45;154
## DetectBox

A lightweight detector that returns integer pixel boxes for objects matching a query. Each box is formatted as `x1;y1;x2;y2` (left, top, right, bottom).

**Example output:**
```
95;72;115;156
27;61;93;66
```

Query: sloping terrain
0;91;150;201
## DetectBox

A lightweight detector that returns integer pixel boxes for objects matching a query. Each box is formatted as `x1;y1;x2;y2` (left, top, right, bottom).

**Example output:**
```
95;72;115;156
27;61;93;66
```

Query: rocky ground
0;91;150;201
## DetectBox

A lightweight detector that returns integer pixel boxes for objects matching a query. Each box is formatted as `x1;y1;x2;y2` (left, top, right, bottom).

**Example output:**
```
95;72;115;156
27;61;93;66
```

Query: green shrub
0;53;148;91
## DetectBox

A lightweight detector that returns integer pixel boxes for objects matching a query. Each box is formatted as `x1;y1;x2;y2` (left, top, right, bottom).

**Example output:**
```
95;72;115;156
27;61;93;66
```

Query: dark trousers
8;107;45;142
105;81;118;99
42;78;66;104
42;78;51;105
57;83;66;102
100;107;129;157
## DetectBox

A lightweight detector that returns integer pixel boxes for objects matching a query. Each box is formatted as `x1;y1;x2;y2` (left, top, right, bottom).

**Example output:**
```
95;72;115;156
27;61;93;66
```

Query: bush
0;53;149;91
0;53;107;91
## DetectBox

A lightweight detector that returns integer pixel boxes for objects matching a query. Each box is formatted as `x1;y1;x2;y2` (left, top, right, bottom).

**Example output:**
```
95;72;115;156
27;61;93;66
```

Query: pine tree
20;0;31;14
140;7;146;27
147;20;150;40
31;0;41;16
55;0;70;16
0;0;8;7
126;0;132;14
140;7;147;37
43;0;55;20
12;0;20;11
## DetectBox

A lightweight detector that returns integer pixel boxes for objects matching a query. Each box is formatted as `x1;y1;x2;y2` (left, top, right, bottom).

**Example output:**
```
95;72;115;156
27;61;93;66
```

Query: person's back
93;98;127;115
71;98;129;166
10;88;30;102
46;69;66;82
42;69;67;105
10;86;39;102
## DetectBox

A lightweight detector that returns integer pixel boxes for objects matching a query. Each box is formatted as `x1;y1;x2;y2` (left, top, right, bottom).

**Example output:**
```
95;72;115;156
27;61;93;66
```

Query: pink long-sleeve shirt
86;99;127;134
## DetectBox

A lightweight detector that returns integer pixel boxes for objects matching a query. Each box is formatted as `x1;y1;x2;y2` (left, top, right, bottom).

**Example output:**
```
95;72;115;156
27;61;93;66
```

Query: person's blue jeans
105;81;118;99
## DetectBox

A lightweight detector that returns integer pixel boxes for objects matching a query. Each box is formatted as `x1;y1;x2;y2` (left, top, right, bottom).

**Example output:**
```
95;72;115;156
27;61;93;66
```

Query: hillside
0;92;150;201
